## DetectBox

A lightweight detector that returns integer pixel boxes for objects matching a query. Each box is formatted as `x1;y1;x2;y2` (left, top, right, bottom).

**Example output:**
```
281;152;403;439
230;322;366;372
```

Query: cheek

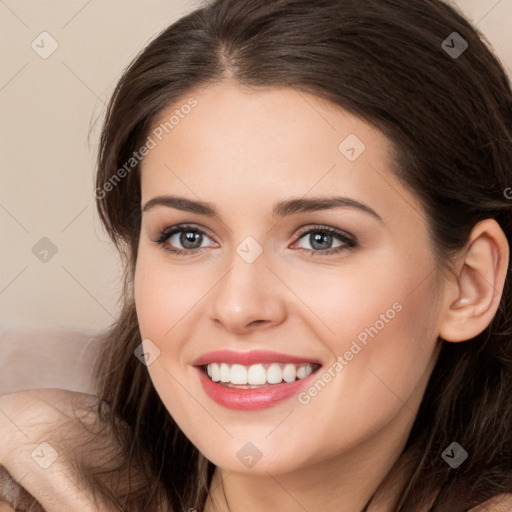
279;249;438;350
134;247;211;341
133;249;201;417
291;252;441;411
326;271;440;427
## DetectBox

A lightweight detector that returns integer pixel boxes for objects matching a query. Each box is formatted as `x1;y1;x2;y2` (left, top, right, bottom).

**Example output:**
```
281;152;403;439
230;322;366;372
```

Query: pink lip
195;366;321;411
192;349;322;367
193;350;323;411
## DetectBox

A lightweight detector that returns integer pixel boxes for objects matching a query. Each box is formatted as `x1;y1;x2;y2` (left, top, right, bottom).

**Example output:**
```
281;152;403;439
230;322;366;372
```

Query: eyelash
153;224;357;257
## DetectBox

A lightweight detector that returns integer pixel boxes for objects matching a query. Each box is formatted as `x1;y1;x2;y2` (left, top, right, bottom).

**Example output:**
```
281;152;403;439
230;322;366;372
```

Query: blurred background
1;0;511;334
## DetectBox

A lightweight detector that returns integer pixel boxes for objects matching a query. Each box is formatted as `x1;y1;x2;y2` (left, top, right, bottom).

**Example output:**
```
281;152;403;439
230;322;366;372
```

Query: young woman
1;0;512;510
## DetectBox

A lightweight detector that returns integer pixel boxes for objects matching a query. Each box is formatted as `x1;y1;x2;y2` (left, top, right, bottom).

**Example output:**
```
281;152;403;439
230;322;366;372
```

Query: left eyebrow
272;196;383;222
142;195;383;223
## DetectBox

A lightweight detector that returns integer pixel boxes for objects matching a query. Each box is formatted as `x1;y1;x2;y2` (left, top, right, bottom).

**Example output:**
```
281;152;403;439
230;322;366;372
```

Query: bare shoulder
470;494;512;511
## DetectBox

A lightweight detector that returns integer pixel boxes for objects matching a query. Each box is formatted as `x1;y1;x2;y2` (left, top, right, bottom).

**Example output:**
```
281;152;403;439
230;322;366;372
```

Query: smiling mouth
202;361;322;388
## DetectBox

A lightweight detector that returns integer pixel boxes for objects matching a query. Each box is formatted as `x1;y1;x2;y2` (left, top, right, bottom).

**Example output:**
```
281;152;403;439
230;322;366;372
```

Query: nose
209;249;287;335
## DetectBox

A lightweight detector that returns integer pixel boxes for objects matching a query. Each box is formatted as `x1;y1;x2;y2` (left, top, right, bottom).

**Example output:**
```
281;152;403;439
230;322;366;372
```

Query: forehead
139;82;420;224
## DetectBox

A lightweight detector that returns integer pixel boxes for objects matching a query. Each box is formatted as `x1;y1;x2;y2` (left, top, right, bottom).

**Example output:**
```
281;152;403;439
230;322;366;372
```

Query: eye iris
310;232;332;250
181;230;202;249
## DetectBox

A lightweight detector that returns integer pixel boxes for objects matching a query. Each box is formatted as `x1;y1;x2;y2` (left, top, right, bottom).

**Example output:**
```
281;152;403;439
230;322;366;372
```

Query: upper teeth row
206;363;315;385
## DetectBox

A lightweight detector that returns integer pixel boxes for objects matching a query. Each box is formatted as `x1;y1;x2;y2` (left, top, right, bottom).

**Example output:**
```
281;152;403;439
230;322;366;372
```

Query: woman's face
135;82;445;474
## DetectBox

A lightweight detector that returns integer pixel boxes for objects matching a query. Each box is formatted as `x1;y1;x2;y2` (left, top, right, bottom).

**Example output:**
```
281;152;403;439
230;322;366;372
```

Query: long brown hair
88;0;512;510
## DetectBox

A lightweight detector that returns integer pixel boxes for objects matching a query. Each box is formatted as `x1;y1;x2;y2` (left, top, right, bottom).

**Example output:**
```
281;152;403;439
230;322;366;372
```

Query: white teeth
247;364;267;385
205;362;316;385
230;364;247;384
211;363;220;382
220;363;230;382
283;363;296;383
267;363;282;384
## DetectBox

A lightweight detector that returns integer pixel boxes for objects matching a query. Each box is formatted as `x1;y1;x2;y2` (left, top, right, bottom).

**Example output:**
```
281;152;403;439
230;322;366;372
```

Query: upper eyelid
159;224;216;241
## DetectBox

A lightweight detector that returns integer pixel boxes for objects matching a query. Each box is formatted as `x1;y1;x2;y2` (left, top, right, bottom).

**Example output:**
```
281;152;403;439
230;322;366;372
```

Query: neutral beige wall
1;0;511;332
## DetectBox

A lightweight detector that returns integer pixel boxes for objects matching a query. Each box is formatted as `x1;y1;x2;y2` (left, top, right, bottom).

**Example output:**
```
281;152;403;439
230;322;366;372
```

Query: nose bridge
210;237;286;332
215;240;269;310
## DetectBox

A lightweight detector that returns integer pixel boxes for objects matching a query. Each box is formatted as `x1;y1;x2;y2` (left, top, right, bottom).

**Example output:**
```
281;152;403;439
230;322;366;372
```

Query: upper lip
192;350;323;367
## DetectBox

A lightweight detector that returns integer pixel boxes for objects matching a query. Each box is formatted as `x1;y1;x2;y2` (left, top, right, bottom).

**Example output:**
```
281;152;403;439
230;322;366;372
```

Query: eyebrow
142;195;383;222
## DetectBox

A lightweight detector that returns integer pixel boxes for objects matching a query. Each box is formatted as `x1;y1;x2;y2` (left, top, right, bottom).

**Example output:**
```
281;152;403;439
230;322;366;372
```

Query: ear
439;219;509;343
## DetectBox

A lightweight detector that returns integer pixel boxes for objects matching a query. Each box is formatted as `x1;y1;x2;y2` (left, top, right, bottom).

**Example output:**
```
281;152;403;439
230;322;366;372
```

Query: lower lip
195;366;321;411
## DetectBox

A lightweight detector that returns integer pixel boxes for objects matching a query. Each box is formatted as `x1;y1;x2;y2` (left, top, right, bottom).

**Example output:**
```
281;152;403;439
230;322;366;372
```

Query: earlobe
439;219;509;343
